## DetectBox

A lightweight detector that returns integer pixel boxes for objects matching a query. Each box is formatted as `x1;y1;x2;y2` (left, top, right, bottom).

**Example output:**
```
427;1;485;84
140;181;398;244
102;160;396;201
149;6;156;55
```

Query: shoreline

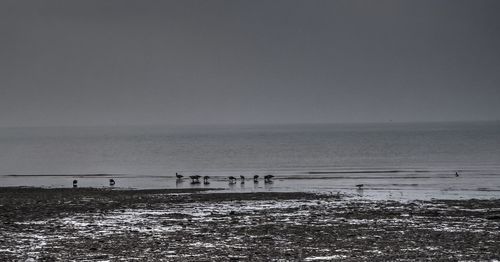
1;188;500;260
2;165;499;203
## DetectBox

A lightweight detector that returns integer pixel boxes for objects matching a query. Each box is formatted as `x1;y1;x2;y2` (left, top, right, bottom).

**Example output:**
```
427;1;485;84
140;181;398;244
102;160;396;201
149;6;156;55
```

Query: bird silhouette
264;175;274;183
190;175;201;184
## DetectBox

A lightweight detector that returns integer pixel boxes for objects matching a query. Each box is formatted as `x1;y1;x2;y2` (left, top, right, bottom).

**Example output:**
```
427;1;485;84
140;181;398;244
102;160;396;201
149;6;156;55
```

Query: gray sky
1;0;499;127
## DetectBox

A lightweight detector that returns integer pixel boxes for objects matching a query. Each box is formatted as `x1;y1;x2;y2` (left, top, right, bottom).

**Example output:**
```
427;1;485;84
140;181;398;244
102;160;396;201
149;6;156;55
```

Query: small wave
476;188;500;192
4;173;127;177
285;176;443;180
308;170;430;174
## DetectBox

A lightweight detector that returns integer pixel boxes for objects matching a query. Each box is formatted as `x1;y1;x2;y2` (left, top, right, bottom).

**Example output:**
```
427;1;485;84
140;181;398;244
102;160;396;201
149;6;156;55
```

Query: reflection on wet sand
2;188;499;261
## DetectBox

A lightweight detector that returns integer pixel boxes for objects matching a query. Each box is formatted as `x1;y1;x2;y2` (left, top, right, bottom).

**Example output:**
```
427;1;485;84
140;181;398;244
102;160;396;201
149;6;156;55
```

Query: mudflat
1;187;499;261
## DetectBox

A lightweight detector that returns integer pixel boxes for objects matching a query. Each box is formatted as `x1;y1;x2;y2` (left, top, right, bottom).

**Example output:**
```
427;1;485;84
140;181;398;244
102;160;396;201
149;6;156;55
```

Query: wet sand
1;187;499;261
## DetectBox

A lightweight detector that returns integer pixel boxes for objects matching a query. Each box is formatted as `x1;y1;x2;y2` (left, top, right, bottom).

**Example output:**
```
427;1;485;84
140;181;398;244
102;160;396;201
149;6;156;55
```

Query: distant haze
1;0;499;127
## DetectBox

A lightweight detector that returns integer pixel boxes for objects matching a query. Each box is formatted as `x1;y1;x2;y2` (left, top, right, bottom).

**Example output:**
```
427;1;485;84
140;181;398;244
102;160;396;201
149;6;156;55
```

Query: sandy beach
1;187;499;261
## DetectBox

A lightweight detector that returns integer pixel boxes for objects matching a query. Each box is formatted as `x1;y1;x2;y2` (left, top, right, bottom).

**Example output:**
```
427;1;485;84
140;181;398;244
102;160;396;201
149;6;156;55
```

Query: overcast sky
1;0;499;127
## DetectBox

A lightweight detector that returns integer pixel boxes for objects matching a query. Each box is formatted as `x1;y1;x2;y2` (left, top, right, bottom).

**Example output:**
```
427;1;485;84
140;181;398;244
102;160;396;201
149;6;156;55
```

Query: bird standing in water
240;175;245;184
73;180;78;188
264;175;274;183
190;175;201;184
109;179;115;186
253;175;259;183
203;176;210;184
176;172;183;179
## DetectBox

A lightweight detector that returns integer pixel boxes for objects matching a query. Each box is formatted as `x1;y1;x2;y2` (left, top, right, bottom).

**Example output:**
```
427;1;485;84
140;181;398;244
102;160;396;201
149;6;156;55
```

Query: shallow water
1;122;500;200
2;170;498;201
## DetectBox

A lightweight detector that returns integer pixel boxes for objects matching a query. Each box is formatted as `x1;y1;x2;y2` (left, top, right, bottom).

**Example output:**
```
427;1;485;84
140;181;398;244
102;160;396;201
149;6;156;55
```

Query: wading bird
190;175;201;184
73;179;78;188
203;176;210;184
176;172;183;179
264;175;274;183
109;179;115;186
253;175;259;183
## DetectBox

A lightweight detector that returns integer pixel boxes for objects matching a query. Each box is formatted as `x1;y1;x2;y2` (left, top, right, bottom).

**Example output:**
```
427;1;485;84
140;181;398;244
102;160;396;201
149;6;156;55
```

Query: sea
1;121;499;200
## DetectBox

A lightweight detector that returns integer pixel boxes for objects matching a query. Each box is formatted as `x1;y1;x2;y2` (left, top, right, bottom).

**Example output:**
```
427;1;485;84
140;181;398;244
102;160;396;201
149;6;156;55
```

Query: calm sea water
1;122;499;199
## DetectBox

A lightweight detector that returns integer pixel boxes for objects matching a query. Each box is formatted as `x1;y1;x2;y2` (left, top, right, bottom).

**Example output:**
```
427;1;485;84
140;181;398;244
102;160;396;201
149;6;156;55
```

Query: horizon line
0;119;499;129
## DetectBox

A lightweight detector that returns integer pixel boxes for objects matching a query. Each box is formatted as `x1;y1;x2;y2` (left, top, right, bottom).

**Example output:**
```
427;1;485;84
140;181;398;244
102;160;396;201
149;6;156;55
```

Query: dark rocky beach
1;187;499;261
